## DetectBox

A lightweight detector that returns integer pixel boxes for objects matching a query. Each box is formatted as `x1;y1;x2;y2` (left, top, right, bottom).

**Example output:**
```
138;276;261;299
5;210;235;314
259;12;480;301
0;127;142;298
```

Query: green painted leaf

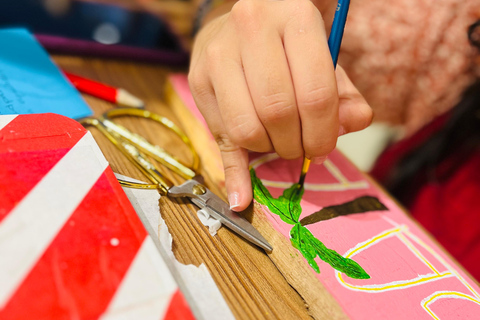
303;226;370;279
251;168;370;279
290;224;320;273
250;168;297;224
279;183;304;223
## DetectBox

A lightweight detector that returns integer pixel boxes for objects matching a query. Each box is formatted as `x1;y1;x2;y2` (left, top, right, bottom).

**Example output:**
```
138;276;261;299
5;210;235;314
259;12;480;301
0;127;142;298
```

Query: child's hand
189;0;372;211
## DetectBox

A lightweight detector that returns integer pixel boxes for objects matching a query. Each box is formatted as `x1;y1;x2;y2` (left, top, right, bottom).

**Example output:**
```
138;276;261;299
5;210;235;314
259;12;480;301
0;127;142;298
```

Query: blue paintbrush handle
327;0;350;68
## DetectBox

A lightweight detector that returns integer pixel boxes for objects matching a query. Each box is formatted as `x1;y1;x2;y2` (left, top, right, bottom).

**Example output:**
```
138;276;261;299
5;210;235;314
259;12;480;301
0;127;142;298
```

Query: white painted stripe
0;115;17;131
100;237;178;320
0;132;108;307
118;173;235;320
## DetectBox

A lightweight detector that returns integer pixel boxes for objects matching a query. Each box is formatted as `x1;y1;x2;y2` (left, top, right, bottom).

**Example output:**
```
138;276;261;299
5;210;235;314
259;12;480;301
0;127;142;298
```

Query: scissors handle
104;108;199;180
80;108;200;191
80;117;172;194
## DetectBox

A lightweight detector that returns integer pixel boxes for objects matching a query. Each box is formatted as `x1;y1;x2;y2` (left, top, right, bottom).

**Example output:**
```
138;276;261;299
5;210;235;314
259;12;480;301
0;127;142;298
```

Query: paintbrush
298;0;351;189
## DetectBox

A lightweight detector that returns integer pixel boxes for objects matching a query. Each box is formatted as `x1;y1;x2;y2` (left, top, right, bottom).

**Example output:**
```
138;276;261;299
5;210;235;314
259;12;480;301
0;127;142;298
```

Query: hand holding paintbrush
189;0;372;211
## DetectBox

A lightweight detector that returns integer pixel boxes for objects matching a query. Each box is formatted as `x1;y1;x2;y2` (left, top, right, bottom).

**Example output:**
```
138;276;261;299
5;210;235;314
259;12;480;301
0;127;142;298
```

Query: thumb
216;134;252;212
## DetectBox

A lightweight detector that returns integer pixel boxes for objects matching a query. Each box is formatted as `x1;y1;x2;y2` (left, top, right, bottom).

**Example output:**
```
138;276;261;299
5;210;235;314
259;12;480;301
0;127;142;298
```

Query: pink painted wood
170;74;480;320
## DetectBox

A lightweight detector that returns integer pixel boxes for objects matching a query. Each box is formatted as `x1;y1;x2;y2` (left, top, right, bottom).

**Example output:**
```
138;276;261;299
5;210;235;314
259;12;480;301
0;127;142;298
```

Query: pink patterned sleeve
339;0;480;134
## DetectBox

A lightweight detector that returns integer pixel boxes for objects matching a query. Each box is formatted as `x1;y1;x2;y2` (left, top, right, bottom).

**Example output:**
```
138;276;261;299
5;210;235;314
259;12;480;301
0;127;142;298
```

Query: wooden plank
53;56;316;320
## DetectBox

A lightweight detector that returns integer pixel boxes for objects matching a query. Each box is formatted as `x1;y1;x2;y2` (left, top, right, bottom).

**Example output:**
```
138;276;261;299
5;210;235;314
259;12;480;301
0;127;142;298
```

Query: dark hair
385;21;480;205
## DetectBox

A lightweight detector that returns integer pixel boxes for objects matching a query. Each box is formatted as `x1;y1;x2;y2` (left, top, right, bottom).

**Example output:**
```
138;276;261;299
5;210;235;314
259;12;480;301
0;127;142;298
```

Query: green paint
250;168;370;279
250;169;303;225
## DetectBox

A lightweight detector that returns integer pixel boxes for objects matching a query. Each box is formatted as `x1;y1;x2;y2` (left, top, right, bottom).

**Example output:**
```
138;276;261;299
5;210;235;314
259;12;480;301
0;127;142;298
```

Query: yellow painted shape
423;291;480;320
337;226;454;291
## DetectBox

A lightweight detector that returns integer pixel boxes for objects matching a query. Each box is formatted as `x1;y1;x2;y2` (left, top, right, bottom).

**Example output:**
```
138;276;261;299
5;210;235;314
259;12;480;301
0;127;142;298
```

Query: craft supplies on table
64;72;144;108
0;28;92;119
0;113;197;320
22;45;479;318
79;107;272;252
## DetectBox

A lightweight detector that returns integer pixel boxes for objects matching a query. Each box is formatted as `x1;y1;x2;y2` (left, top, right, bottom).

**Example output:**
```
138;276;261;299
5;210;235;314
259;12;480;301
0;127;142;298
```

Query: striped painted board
0;113;195;320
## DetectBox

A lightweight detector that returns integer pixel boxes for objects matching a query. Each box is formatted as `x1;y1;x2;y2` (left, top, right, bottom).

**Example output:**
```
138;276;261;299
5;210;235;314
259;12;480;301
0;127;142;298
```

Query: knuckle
288;0;321;26
215;133;239;154
259;92;296;125
187;71;202;92
228;117;264;148
293;0;319;19
230;0;259;24
223;160;242;179
298;86;338;112
187;71;210;101
230;0;261;28
204;43;224;62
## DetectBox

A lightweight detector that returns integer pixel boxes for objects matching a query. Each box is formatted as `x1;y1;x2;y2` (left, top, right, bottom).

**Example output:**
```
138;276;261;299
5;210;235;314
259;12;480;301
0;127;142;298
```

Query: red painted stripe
0;113;88;223
0;170;147;320
0;149;69;223
162;290;195;320
0;114;86;154
103;168;147;241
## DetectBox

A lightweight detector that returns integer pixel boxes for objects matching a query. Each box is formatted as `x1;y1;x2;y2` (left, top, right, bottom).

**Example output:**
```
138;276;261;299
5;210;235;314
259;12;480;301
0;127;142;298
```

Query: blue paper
0;28;92;119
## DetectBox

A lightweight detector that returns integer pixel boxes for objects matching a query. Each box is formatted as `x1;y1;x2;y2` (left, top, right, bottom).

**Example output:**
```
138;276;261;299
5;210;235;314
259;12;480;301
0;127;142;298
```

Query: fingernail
228;192;240;210
311;156;327;165
338;126;346;136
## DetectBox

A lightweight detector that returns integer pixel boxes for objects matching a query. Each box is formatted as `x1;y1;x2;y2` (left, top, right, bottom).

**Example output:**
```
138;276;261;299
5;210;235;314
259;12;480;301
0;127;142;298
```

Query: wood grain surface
53;56;345;319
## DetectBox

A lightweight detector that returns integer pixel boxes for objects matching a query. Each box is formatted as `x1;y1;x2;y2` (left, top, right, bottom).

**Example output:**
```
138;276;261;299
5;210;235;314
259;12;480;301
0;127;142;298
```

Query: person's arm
189;0;372;211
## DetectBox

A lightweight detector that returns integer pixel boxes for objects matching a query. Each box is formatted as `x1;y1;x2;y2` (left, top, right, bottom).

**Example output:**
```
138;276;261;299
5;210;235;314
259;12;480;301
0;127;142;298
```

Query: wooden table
54;55;314;320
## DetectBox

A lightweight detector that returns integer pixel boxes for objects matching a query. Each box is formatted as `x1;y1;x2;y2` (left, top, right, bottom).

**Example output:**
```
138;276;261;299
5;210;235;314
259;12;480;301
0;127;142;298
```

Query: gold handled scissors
80;108;272;252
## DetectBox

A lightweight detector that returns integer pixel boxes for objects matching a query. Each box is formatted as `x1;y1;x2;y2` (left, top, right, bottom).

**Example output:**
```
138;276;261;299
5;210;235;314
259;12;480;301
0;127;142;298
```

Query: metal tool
80;108;272;252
